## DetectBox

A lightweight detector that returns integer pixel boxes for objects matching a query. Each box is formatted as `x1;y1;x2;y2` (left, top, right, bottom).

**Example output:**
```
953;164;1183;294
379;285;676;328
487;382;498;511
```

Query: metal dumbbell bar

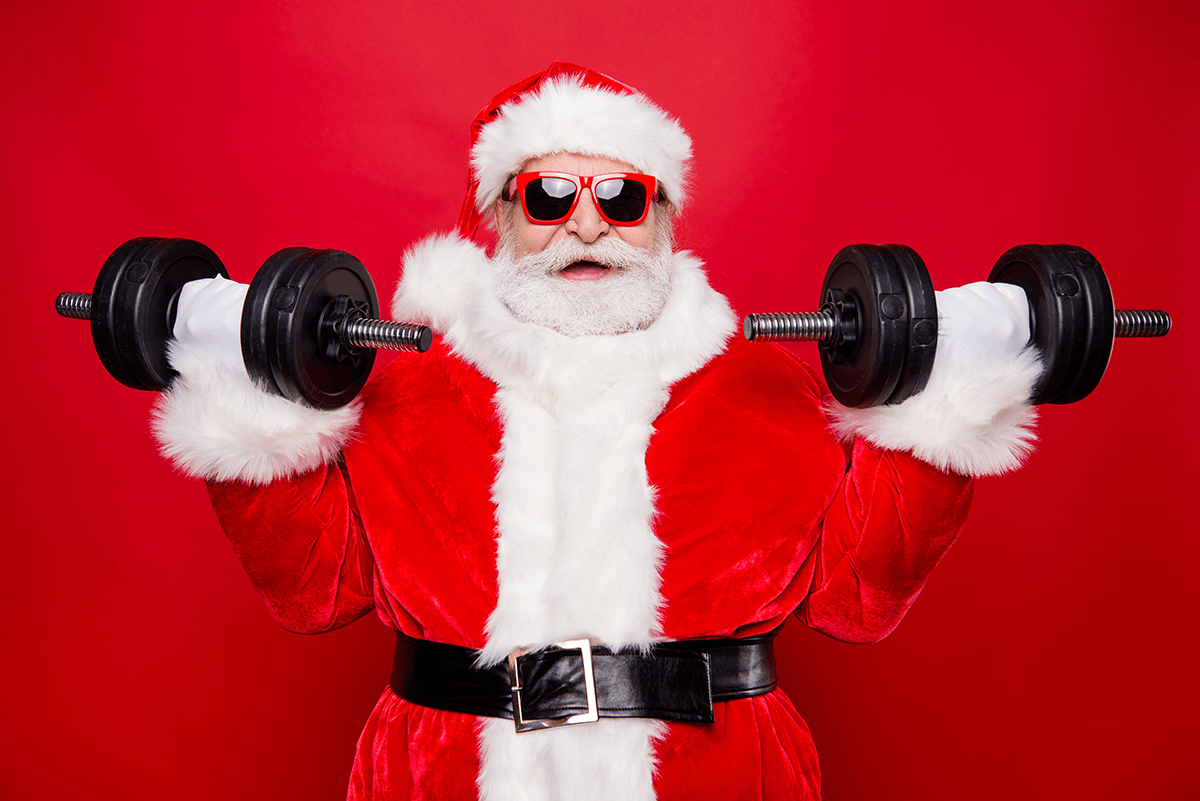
56;291;426;350
57;237;431;410
744;243;1171;407
746;308;1169;341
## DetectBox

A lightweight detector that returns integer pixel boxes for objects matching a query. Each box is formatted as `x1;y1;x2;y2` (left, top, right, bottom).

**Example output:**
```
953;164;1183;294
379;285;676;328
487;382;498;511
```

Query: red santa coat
156;234;1038;801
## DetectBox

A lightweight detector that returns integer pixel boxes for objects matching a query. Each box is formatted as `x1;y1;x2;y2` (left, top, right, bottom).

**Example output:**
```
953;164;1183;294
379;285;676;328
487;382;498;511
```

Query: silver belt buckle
507;638;599;733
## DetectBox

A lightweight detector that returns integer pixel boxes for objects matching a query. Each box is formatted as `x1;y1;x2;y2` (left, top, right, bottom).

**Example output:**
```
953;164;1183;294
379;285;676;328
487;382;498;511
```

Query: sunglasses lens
595;177;649;223
523;176;578;221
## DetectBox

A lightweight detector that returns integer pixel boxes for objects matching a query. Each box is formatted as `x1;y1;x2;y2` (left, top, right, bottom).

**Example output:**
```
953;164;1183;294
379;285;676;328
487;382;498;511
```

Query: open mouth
559;260;611;281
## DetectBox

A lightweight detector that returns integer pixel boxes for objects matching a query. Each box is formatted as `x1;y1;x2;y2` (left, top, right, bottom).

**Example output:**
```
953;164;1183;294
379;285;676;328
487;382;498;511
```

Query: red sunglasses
504;172;659;226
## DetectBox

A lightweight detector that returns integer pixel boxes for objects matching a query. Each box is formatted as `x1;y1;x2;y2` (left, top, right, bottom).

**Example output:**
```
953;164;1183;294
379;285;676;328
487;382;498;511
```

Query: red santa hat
456;61;693;239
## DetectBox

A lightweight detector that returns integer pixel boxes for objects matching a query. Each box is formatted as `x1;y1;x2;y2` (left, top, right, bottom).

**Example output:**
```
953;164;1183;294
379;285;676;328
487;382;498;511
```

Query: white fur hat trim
471;74;693;213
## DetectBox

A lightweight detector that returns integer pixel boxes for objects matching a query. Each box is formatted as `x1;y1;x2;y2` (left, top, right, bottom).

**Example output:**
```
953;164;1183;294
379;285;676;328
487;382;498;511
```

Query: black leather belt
390;629;778;732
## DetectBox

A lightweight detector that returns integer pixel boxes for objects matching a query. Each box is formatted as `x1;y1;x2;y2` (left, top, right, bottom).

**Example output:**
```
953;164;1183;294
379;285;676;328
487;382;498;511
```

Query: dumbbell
239;245;431;409
743;243;1171;407
743;244;939;408
57;237;432;410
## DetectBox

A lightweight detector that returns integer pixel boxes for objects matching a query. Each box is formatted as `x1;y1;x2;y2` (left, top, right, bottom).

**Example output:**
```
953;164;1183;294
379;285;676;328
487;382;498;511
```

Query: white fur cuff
828;346;1043;477
151;339;361;485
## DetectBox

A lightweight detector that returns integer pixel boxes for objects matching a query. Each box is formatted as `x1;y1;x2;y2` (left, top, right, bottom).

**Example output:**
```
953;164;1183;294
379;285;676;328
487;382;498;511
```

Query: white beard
490;228;676;337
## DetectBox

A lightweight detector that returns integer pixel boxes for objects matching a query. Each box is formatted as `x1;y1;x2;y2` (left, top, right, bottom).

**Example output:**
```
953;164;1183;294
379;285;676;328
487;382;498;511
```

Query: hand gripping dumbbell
743;243;1171;407
57;237;432;409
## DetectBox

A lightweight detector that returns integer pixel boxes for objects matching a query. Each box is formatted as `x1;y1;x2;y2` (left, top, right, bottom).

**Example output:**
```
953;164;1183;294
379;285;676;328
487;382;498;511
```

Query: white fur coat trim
393;233;734;801
471;75;693;212
152;342;362;485
828;340;1042;477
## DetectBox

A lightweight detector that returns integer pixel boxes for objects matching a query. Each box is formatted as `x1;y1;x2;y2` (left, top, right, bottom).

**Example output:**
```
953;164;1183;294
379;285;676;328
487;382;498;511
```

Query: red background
3;1;1198;799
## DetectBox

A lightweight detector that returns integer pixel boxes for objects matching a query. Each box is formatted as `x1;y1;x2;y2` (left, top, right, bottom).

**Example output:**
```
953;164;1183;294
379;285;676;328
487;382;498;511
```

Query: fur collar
391;233;734;396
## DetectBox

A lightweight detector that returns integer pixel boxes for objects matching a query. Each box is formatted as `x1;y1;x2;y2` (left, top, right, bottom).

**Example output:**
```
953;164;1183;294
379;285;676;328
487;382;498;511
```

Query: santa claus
153;62;1041;800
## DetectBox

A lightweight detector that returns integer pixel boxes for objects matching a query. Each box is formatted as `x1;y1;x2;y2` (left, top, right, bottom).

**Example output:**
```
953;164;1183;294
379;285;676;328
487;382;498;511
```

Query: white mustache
508;235;654;275
491;229;677;337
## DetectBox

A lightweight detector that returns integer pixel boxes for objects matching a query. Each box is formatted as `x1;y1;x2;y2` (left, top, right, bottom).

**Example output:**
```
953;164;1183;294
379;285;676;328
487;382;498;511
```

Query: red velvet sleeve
796;435;973;643
651;337;975;644
206;461;377;634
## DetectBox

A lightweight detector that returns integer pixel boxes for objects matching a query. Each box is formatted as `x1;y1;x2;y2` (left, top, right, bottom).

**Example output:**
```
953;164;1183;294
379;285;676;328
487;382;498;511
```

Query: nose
563;188;609;243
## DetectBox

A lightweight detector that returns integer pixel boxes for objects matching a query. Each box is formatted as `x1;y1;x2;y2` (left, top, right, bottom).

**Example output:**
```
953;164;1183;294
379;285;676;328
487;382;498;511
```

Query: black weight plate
91;237;228;391
880;244;938;405
90;237;160;390
820;244;910;408
988;244;1114;404
242;247;311;399
243;248;379;409
1053;246;1115;403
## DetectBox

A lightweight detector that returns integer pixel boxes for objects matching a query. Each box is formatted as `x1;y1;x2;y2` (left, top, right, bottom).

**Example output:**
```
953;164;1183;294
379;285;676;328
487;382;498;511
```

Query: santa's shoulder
666;334;827;420
357;335;499;427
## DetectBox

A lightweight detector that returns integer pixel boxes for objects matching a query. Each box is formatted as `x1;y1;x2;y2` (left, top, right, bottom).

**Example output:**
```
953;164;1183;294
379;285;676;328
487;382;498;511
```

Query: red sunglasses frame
505;172;659;226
